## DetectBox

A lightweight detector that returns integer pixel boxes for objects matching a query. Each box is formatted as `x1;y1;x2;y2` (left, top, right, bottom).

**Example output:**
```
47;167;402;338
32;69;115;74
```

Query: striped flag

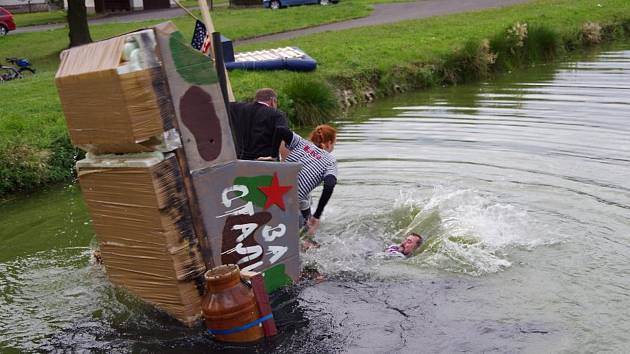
191;20;212;54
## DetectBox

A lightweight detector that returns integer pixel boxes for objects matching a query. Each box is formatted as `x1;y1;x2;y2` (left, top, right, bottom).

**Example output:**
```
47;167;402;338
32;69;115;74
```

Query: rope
207;313;274;336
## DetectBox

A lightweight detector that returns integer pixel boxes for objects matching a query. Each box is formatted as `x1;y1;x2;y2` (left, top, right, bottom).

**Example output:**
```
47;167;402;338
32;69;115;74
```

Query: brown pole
197;0;235;101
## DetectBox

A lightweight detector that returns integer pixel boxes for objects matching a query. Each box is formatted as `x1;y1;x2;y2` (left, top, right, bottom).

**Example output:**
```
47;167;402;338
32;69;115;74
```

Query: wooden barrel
202;264;264;343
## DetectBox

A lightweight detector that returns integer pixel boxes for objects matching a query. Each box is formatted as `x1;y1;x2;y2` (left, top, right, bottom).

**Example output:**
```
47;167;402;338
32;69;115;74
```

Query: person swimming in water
303;233;424;283
385;233;423;257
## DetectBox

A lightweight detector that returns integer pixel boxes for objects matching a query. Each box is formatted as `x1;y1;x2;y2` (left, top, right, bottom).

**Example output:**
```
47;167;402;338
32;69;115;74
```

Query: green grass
228;0;630;110
12;10;99;27
2;2;372;72
0;72;79;194
1;0;630;196
178;0;230;7
236;0;630;79
0;1;372;196
12;10;67;27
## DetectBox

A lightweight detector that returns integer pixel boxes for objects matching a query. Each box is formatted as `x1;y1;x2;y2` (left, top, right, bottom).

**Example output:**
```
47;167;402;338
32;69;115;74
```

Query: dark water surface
2;43;630;353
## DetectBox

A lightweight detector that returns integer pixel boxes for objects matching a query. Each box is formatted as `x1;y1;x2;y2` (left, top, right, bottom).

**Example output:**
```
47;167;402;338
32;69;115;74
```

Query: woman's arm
306;175;336;235
313;175;337;219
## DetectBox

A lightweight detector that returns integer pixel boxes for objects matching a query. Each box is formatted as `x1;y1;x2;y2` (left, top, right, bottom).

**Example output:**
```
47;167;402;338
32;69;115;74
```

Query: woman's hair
309;124;337;148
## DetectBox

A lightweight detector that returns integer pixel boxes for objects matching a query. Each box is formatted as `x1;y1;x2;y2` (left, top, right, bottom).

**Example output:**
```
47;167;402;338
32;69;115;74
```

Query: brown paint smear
180;86;222;161
221;212;272;268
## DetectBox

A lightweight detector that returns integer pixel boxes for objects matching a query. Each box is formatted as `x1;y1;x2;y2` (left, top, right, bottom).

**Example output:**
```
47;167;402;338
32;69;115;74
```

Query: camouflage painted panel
169;31;218;85
180;86;223;161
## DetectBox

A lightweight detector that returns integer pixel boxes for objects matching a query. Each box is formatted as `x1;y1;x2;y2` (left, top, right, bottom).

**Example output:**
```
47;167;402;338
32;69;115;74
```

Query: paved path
13;7;194;33
236;0;530;46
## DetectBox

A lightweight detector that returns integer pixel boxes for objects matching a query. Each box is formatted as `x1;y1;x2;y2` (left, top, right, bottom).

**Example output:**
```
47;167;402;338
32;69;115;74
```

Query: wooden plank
197;0;235;101
250;273;277;337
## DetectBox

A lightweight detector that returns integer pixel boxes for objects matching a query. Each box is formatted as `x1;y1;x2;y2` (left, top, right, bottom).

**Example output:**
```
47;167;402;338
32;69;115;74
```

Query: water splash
307;186;555;277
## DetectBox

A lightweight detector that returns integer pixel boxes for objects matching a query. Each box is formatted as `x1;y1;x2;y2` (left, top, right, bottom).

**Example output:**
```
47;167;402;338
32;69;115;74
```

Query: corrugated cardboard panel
55;31;175;149
78;155;206;326
56;36;125;78
58;70;133;144
122;69;172;138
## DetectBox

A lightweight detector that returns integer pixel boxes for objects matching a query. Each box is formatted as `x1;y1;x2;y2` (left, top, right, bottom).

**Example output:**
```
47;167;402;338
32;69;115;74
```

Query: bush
283;77;340;127
581;22;603;45
46;134;83;183
0;134;80;196
526;25;560;62
490;22;560;71
440;38;497;85
0;143;49;195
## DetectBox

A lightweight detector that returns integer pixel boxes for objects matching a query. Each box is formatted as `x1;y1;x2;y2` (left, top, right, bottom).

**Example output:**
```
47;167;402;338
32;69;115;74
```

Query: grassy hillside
1;0;629;197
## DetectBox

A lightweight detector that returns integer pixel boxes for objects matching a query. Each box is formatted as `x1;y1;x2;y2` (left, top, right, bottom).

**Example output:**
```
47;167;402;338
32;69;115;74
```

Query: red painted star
258;173;292;210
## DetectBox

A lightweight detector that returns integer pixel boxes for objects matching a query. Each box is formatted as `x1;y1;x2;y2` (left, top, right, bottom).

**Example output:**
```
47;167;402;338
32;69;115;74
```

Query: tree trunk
67;0;92;48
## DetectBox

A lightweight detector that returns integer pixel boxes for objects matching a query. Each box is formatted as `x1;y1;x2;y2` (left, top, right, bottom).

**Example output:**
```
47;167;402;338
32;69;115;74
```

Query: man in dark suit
229;88;289;160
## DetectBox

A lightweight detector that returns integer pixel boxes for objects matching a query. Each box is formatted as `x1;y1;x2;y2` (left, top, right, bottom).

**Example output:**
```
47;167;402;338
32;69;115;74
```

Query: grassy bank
0;2;373;197
232;0;630;99
12;10;76;27
1;0;630;197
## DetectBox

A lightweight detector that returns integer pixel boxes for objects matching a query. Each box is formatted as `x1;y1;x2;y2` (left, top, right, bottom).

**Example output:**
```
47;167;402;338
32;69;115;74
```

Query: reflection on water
2;44;630;352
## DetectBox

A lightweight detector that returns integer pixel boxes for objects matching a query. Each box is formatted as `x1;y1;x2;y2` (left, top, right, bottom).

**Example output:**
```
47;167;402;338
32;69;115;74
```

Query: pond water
1;42;630;353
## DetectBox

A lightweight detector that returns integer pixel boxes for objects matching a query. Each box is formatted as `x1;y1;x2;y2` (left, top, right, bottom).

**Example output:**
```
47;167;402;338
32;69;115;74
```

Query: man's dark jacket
229;101;288;160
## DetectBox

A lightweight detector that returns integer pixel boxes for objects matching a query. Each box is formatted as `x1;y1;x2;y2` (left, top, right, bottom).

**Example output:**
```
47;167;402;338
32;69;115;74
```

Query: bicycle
0;57;36;83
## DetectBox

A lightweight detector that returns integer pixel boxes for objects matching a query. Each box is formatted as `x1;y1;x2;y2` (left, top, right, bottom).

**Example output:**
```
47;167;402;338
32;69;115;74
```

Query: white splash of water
306;186;555;277
406;186;548;276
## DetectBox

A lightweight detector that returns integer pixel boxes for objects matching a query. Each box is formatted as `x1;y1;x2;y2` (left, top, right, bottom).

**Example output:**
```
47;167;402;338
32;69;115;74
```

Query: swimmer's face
400;234;422;256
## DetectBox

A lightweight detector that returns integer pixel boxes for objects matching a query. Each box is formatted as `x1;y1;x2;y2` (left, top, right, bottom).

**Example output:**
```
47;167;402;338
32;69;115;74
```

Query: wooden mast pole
197;0;235;101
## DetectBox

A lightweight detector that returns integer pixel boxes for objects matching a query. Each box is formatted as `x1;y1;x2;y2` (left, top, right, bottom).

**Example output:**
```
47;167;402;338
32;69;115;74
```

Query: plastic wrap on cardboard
191;160;301;293
78;154;206;326
55;30;176;149
153;22;237;172
78;128;183;155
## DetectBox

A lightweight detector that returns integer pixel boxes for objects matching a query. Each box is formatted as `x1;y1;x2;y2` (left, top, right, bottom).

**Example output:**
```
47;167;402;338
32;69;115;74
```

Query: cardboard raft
55;23;302;326
77;154;205;326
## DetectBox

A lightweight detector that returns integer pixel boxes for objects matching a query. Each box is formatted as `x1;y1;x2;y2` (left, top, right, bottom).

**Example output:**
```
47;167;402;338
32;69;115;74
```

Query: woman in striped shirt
272;124;338;236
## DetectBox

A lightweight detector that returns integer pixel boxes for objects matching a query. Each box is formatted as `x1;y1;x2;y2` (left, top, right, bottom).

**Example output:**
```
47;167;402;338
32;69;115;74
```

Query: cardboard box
56;30;175;149
78;154;206;326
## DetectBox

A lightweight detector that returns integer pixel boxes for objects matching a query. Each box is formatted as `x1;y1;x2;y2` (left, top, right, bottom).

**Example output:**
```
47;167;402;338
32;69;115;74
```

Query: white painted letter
222;185;249;207
262;224;286;242
216;202;255;218
235;243;263;264
233;223;258;243
267;246;288;264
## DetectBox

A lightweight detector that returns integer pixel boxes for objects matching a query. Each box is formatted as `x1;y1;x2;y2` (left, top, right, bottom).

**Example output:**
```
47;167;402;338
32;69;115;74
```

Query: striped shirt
285;133;338;208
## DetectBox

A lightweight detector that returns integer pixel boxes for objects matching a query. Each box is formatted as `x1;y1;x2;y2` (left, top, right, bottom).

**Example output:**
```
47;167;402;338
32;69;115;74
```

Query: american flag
191;20;211;54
